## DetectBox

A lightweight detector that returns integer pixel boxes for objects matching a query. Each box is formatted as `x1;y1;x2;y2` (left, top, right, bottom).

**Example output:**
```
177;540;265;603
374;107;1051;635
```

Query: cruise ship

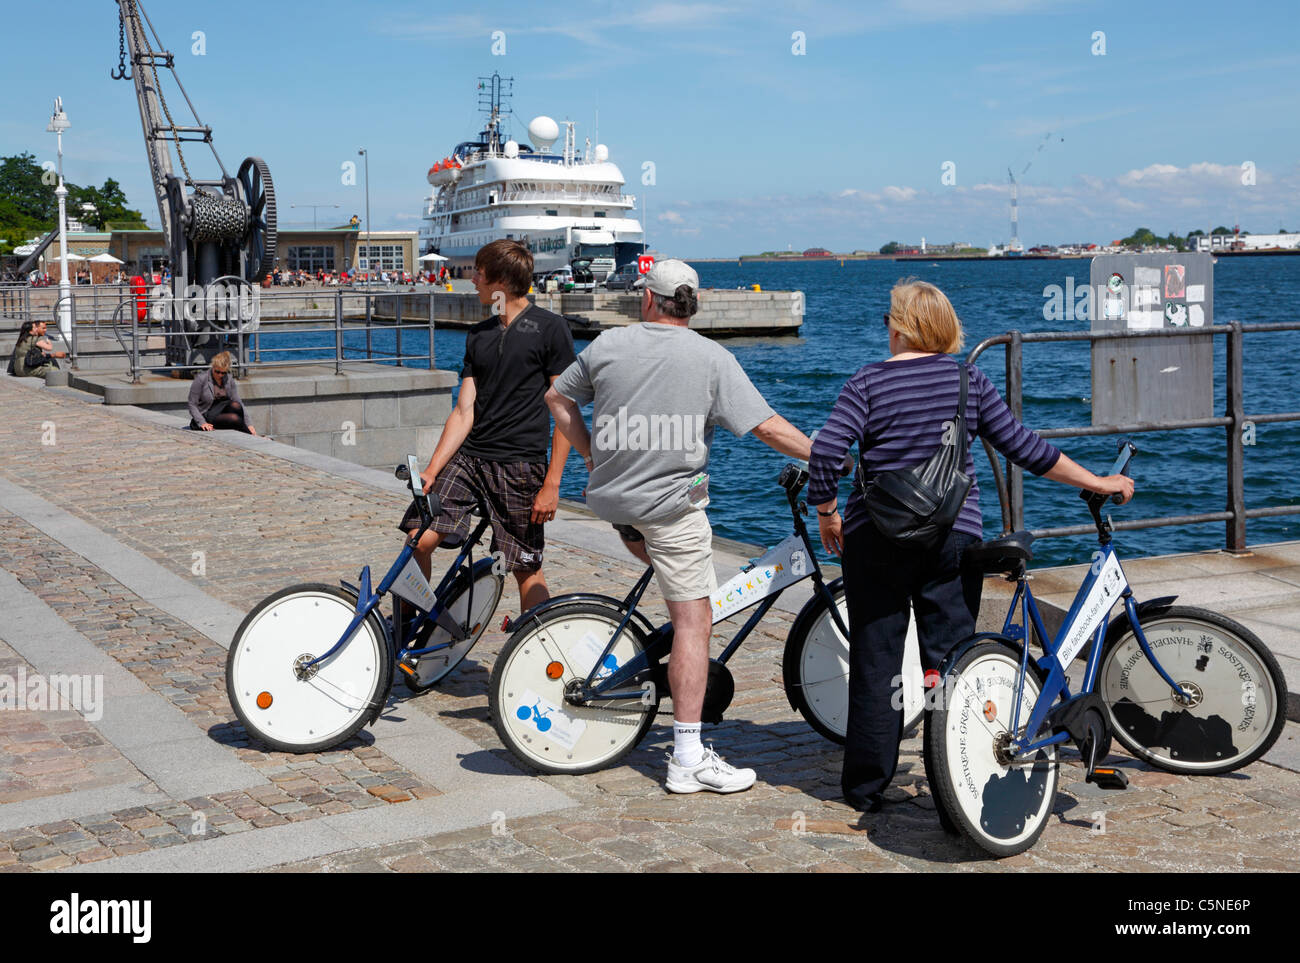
419;74;645;280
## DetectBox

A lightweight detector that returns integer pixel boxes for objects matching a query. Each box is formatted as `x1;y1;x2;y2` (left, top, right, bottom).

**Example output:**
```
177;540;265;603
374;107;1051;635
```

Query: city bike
925;442;1287;856
226;456;505;752
487;461;925;774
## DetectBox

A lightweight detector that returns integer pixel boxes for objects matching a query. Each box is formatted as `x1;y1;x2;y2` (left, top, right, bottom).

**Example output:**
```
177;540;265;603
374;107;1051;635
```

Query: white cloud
883;185;917;201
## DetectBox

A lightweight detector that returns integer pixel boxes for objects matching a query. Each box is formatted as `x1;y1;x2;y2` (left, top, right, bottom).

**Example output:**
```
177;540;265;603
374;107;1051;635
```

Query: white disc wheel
227;584;390;753
489;603;659;775
1099;606;1286;775
926;642;1058;857
404;567;504;691
785;586;924;744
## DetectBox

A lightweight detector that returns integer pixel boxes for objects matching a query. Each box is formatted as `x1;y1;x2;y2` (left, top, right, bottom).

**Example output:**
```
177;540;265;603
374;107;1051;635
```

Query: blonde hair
887;278;965;354
211;351;233;372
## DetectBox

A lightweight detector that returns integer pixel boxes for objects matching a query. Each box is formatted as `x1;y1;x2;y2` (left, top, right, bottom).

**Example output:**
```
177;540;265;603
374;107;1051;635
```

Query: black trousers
840;522;983;809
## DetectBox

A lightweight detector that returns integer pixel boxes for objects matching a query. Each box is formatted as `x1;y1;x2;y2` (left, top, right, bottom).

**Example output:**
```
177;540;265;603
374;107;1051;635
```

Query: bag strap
953;361;970;459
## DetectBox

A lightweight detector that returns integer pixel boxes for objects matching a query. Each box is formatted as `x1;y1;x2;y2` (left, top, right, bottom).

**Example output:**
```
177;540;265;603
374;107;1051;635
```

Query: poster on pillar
1088;252;1214;426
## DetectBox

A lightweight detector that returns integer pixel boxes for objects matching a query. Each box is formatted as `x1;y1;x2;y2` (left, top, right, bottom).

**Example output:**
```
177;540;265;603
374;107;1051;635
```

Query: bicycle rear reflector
256;692;273;709
546;661;564;680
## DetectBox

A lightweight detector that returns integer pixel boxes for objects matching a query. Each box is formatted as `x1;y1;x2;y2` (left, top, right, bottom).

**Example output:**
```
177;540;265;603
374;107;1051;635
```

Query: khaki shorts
617;508;717;602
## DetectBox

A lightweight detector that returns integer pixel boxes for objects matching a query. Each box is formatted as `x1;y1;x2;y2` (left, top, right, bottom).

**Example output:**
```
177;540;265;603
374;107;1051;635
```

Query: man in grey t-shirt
547;259;811;794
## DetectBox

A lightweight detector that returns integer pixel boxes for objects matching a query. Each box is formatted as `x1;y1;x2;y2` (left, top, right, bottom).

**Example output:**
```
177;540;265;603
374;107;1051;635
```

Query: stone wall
67;363;456;470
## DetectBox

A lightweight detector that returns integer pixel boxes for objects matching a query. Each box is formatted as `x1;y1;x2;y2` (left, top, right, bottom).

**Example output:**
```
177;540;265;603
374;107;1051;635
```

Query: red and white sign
637;254;654;275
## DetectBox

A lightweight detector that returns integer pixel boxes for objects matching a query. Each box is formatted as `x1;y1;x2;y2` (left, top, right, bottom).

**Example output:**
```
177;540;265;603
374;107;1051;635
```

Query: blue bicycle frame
300;498;493;672
999;538;1186;759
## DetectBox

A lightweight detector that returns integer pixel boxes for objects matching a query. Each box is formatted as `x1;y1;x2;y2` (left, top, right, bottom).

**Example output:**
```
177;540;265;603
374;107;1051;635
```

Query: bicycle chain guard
1045;692;1113;770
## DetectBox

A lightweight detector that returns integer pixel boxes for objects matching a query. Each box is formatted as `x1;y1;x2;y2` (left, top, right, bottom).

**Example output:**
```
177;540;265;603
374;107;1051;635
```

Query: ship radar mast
476;73;513;156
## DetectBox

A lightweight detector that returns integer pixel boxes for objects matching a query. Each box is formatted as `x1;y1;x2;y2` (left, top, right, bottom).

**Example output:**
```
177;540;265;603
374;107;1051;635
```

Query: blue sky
3;0;1297;256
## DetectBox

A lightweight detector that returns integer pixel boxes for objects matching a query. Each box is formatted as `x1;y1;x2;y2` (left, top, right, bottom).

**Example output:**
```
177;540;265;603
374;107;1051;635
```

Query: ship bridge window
545;209;558;217
594;211;605;217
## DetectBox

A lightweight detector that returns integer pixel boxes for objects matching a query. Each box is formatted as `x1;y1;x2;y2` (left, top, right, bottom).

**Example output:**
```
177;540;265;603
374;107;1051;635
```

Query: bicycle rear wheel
402;561;504;692
926;641;1059;858
783;584;925;744
227;583;391;753
489;602;659;775
1098;605;1286;775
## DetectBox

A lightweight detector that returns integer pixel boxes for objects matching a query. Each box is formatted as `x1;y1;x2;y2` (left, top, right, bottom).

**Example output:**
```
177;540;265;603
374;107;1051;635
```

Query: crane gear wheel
236;157;277;282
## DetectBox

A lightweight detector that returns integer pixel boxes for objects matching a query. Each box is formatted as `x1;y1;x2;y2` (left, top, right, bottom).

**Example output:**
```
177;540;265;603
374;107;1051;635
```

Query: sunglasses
882;312;891;328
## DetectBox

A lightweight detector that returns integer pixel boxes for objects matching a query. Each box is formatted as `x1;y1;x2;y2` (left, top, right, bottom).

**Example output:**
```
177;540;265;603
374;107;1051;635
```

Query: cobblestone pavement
0;376;1297;872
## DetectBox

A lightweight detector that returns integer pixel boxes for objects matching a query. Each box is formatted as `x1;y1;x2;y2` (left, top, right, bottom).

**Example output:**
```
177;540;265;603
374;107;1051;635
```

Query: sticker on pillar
1103;272;1125;320
1164;301;1188;327
1164;264;1186;299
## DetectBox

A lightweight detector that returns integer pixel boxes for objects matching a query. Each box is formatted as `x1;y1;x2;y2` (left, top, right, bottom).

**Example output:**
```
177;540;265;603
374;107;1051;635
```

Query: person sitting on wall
9;320;67;378
188;352;258;434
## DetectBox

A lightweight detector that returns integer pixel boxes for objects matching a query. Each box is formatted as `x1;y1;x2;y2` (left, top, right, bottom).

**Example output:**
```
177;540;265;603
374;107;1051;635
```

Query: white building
1189;233;1300;252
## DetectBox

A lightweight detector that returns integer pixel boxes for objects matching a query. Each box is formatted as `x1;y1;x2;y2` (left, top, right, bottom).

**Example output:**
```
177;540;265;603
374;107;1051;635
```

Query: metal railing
968;322;1300;552
27;285;439;381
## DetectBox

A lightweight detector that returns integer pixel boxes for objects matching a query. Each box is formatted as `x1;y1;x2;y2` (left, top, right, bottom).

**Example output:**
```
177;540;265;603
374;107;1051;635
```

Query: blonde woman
187;352;257;434
808;279;1132;814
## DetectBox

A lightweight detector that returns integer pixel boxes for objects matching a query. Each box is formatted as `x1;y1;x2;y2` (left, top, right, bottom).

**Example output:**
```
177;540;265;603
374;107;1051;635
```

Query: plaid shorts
398;450;548;573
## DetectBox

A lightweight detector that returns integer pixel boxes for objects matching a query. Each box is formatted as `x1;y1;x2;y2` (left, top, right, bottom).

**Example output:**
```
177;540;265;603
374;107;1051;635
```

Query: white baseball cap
642;258;699;296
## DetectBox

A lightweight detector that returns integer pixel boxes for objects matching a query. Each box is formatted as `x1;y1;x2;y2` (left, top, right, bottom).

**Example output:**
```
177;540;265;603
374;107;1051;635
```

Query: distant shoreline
688;250;1300;264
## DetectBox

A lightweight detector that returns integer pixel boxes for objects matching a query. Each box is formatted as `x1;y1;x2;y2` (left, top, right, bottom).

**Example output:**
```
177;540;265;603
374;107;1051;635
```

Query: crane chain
126;2;203;194
111;7;131;80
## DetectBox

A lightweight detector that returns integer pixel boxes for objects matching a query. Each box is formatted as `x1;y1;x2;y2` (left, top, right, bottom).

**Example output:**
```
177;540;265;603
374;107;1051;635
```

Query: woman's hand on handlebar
1094;474;1135;504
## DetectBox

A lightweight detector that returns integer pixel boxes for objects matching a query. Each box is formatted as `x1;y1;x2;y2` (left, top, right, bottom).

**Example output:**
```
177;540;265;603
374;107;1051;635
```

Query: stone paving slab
1;372;1298;873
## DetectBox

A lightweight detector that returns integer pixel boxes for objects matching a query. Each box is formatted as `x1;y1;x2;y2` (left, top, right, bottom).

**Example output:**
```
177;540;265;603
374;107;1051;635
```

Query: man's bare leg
514;568;549;612
665;597;710;724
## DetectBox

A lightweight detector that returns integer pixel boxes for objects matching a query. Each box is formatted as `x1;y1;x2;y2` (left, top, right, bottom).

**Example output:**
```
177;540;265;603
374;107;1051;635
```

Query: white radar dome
528;116;560;151
503;139;519;158
594;143;609;162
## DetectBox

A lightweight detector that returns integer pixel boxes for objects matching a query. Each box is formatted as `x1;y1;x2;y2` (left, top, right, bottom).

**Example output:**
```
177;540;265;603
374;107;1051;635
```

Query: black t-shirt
459;304;577;462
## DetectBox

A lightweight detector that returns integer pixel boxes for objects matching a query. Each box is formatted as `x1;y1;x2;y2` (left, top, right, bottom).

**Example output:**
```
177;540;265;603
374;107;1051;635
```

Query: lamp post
47;97;71;340
357;148;371;276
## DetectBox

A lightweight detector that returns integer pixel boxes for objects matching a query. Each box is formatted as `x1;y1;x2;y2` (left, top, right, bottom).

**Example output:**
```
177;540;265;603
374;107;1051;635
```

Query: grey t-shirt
552;322;775;524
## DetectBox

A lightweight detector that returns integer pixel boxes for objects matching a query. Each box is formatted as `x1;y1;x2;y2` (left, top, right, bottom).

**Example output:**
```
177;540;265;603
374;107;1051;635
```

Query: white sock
673;720;703;766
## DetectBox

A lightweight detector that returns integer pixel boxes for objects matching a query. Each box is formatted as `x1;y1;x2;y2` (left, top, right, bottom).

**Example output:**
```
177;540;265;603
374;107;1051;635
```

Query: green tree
1211;225;1232;235
0;152;56;222
1122;227;1159;247
879;241;901;255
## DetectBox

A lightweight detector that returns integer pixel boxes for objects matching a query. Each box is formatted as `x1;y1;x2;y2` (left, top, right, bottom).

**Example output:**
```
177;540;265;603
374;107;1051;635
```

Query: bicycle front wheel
1099;605;1286;775
403;562;505;692
783;584;925;744
926;641;1059;858
227;583;392;753
489;602;659;775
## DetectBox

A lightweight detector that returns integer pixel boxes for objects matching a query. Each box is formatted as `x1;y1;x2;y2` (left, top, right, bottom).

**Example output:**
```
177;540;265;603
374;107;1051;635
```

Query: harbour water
256;255;1299;567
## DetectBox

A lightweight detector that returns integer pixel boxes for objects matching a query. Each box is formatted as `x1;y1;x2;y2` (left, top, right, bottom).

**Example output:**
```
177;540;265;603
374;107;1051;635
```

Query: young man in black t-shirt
399;239;575;614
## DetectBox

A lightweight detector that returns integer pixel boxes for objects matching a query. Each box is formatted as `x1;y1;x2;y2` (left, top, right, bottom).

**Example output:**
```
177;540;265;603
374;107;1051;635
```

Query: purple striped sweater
807;354;1062;539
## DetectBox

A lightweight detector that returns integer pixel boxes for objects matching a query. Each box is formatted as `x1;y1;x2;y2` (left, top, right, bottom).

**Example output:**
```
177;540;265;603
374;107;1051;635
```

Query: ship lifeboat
428;156;464;186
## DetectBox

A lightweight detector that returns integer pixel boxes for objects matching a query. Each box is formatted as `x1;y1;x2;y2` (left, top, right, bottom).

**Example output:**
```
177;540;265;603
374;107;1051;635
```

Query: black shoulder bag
857;360;972;552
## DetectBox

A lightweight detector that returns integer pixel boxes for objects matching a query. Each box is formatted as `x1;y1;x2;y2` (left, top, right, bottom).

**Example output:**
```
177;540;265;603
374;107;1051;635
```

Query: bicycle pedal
396;659;418;679
1085;766;1129;790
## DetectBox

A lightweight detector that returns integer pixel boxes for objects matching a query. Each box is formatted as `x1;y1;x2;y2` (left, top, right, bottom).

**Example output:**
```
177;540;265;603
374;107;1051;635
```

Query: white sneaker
665;745;756;794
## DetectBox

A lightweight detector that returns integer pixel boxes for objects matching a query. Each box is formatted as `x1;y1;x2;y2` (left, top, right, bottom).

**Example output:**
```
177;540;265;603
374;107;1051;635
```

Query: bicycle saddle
962;530;1035;574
